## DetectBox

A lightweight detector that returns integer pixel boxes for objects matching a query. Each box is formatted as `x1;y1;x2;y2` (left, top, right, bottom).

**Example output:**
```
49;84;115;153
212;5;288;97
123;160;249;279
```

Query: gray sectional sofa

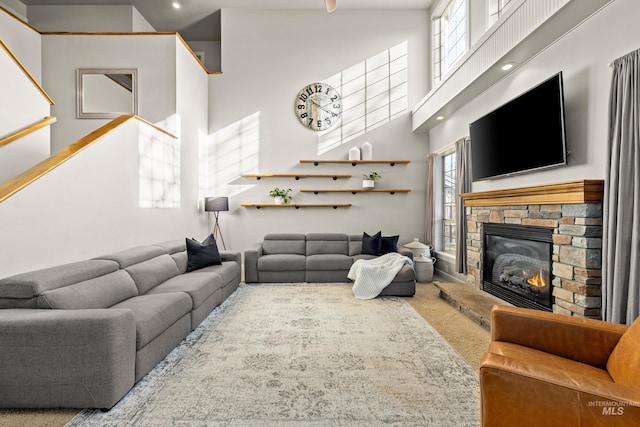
244;233;416;296
0;239;241;409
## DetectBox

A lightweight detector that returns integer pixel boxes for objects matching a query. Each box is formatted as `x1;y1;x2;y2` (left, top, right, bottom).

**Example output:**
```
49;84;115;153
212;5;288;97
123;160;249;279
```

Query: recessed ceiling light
436;115;445;121
172;2;181;9
501;63;514;71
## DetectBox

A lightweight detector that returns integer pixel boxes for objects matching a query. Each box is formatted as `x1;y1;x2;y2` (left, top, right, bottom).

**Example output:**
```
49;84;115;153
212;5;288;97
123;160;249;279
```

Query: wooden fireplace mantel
460;180;604;207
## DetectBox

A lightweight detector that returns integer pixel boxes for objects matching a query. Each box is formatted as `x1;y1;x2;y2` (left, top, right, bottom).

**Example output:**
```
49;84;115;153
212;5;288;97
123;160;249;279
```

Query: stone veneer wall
465;203;603;319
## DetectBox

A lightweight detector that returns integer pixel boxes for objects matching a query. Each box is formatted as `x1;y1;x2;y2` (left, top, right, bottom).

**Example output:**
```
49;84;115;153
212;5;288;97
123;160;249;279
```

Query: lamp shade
204;196;229;212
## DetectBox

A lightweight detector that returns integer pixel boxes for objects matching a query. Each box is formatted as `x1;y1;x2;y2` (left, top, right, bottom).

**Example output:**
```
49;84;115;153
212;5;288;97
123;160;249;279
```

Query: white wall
186;40;221;72
175;37;210;238
428;0;638;193
132;7;155;32
0;119;203;278
209;9;430;253
42;34;177;153
0;4;41;82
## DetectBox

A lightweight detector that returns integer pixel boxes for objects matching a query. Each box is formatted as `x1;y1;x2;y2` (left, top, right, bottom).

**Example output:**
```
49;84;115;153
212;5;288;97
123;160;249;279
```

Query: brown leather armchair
480;305;640;427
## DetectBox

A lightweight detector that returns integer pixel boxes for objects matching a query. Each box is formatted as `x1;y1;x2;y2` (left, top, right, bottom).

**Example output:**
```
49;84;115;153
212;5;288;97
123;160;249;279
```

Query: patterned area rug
66;283;479;426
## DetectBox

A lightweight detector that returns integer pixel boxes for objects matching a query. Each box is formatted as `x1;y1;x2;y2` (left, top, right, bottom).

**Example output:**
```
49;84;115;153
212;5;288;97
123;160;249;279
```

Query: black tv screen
469;72;567;181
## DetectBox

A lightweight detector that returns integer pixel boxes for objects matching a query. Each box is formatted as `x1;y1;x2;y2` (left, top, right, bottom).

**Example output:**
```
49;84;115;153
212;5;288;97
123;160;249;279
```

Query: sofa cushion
262;233;306;255
95;246;166;269
110;293;192;349
362;231;382;256
194;261;241;285
154;239;186;255
125;254;180;295
0;260;119;299
381;235;399;254
393;264;417;282
306;254;353;271
37;270;138;309
145;273;221;309
186;236;222;272
348;234;363;256
306;233;349;255
258;254;306;271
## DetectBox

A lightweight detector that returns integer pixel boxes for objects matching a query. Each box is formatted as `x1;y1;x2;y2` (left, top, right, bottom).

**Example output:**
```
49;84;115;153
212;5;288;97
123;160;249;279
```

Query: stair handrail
0;114;177;203
0;39;54;105
0;116;57;149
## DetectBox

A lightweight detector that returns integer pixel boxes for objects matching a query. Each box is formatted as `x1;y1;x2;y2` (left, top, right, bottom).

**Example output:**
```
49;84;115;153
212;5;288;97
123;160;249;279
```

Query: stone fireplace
461;180;604;319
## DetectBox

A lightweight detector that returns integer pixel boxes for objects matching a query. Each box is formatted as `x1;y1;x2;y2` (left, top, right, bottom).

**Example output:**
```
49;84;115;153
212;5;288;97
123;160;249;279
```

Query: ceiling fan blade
325;0;337;13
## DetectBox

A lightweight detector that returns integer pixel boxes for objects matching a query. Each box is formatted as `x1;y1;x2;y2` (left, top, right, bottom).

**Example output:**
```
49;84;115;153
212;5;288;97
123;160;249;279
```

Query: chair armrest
220;250;241;266
243;243;263;283
480;352;640;425
491;305;628;368
0;308;136;409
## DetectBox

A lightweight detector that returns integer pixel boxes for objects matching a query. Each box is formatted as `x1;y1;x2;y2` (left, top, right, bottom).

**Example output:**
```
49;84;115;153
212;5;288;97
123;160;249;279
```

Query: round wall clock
295;83;342;131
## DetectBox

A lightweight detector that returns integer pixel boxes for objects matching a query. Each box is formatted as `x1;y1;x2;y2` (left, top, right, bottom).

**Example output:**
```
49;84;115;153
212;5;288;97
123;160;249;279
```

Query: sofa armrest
243;243;263;283
0;308;136;409
220;250;241;266
397;245;414;260
491;305;627;368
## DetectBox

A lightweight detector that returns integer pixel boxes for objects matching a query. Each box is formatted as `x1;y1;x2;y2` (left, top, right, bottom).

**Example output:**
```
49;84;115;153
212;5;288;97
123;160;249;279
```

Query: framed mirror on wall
76;68;138;119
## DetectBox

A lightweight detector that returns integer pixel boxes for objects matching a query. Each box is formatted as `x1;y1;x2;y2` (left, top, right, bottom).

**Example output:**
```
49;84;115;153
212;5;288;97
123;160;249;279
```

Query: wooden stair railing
0;39;55;105
0;115;177;203
0;116;57;149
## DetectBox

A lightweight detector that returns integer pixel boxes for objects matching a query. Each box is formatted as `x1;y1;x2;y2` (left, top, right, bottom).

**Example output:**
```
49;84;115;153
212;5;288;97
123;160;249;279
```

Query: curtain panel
603;48;640;325
455;138;471;274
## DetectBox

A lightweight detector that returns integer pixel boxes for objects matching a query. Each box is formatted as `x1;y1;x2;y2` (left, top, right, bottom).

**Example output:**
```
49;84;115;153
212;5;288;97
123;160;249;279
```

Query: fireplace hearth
482;223;554;311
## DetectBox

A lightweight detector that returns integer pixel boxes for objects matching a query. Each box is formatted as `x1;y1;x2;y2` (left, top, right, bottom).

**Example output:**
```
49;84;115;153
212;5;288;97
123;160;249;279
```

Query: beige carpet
0;280;489;427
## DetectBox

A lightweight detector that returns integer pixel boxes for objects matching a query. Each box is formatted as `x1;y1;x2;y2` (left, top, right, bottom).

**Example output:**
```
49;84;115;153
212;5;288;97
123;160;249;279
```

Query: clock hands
310;99;339;116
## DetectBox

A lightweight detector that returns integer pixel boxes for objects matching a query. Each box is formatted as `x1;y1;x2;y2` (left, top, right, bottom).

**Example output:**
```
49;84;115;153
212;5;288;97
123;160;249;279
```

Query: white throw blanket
348;252;413;299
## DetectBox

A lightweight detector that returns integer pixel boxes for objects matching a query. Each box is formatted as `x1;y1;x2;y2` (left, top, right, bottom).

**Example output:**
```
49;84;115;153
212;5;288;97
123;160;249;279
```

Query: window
442;151;457;255
488;0;514;28
432;0;467;84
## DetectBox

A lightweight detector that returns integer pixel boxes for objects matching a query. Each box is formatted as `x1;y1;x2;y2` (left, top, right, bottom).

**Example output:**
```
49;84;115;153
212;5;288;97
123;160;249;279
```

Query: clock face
295;83;342;131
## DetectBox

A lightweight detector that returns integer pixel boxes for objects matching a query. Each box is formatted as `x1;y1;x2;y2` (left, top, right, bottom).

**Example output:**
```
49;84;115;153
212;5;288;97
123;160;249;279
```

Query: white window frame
432;0;469;85
434;147;457;256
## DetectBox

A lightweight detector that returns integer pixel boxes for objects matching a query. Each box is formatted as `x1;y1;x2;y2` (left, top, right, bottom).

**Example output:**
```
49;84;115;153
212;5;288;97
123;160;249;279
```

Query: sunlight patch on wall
138;116;181;208
200;112;260;198
318;41;408;155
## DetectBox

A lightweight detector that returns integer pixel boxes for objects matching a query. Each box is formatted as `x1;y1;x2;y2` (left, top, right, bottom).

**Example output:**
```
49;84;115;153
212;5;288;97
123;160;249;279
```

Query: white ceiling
19;0;436;40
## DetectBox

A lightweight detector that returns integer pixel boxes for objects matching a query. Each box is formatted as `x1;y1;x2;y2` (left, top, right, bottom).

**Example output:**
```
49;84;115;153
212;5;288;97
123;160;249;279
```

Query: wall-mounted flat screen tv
469;72;567;181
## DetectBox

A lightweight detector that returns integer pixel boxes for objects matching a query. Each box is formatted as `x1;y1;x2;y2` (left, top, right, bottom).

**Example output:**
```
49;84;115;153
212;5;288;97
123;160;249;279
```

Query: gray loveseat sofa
0;239;241;409
244;233;415;296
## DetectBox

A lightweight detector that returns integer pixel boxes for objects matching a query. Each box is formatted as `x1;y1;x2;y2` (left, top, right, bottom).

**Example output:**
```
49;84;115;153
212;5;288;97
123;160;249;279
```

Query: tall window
433;0;467;84
442;151;457;254
488;0;514;27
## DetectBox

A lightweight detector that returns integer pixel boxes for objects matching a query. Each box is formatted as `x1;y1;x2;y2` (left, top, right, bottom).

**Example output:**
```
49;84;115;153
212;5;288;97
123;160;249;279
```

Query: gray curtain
603;48;640;325
455;138;471;274
425;153;437;246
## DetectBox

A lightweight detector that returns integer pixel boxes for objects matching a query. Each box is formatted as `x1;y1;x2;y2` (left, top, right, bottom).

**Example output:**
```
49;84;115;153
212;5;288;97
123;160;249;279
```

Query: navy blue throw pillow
186;235;222;272
362;231;382;256
381;235;399;254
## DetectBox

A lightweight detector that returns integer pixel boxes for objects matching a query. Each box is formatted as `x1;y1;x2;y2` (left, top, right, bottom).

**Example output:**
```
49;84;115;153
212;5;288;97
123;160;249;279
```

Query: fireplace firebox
482;223;554;311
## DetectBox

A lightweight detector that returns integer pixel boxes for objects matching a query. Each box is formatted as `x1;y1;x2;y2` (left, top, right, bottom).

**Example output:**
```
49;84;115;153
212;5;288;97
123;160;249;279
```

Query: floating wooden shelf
241;203;352;209
300;159;411;166
300;189;411;195
242;173;351;180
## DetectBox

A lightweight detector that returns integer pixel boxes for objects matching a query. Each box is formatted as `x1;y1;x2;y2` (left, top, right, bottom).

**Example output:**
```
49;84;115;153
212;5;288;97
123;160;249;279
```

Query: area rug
66;283;480;426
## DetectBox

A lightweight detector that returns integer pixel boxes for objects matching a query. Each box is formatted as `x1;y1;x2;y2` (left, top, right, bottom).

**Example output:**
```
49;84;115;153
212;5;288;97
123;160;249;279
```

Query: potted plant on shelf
362;172;381;189
269;187;293;204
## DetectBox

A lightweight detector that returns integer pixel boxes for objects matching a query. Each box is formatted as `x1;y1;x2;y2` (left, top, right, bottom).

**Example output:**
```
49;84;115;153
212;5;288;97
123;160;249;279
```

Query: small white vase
349;146;361;161
274;197;286;204
362;179;375;189
361;142;372;160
